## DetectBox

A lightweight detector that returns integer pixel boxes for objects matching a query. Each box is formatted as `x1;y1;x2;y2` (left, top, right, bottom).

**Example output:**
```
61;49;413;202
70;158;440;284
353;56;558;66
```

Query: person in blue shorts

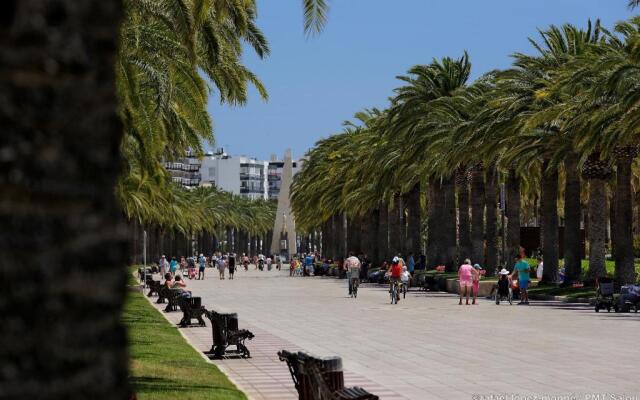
511;254;530;305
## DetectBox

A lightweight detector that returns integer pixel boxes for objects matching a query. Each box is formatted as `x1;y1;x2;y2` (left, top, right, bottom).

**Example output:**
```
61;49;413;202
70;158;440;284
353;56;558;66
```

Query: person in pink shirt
458;258;479;305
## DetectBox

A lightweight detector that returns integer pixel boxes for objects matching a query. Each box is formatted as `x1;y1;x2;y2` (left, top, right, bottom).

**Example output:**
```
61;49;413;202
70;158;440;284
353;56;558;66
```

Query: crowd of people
155;246;543;306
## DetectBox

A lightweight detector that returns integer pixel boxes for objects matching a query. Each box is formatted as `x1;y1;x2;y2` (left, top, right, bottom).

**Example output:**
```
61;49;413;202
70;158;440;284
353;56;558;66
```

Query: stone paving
146;267;640;400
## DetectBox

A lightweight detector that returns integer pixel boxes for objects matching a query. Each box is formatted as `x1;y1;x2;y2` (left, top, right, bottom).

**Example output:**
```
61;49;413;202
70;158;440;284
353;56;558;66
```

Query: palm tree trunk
443;176;457;271
406;184;422;258
0;1;129;397
506;168;521;268
588;179;608;279
457;175;471;263
470;165;486;266
367;209;380;263
614;148;636;284
563;153;582;283
484;164;498;275
388;194;402;257
541;160;559;283
427;180;443;268
378;205;389;263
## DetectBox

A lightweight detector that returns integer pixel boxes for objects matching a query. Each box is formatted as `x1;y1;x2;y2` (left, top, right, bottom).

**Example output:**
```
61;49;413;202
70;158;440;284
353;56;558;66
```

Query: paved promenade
147;268;640;400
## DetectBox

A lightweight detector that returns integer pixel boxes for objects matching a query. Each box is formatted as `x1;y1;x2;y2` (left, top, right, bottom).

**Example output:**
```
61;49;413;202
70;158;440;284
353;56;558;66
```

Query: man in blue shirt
510;255;530;305
304;253;314;276
408;253;415;274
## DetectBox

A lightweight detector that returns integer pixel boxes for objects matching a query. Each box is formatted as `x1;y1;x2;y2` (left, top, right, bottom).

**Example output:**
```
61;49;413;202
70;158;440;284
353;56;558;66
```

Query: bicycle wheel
403;284;407;299
353;282;358;298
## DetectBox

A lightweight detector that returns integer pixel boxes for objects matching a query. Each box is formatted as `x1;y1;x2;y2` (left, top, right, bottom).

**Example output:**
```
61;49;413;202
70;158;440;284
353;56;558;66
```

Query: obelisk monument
270;149;297;259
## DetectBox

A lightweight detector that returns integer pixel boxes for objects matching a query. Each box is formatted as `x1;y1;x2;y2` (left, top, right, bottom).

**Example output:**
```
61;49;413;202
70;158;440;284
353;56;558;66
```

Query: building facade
164;150;202;187
168;149;301;201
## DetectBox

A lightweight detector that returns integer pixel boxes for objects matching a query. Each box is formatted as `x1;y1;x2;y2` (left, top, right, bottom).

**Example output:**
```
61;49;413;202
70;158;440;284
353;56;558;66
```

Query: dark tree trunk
485;164;498;275
563;153;582;283
406;184;422;258
0;1;129;398
610;190;617;261
336;212;346;259
541;160;559;283
366;209;380;263
378;204;389;263
426;180;443;268
588;179;608;279
506;168;521;268
470;166;486;266
442;176;457;271
615;151;636;284
457;177;471;263
388;194;401;257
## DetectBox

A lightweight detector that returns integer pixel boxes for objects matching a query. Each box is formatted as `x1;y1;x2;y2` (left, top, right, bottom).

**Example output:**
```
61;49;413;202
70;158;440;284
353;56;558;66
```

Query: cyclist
387;257;403;303
345;252;361;297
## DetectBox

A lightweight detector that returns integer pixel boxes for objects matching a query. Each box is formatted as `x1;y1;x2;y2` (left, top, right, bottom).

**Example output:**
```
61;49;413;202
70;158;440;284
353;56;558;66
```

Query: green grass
124;287;246;399
524;258;640;277
527;284;596;300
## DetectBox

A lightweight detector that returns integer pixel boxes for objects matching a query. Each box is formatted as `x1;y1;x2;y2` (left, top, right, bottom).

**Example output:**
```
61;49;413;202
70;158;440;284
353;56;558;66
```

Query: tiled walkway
146;268;640;400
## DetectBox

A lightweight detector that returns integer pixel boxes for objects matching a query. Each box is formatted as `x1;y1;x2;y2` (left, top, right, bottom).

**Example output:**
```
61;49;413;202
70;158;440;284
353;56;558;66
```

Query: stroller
595;277;615;312
494;270;513;305
614;284;640;313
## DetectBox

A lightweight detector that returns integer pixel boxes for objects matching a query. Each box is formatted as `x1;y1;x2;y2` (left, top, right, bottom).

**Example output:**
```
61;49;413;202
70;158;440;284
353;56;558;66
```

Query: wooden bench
178;297;206;327
204;309;254;359
159;287;184;312
278;350;378;400
147;279;162;298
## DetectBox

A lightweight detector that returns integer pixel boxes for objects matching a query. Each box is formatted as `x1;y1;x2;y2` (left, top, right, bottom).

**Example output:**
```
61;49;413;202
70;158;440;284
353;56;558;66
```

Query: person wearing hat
159;255;168;275
458;258;479;305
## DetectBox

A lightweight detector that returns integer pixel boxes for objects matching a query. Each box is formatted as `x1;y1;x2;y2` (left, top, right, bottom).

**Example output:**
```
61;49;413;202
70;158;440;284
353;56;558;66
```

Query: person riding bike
388;257;403;302
345;252;361;297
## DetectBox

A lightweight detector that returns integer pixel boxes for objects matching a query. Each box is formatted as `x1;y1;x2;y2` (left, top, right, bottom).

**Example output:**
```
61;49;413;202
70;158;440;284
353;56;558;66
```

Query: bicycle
351;278;359;298
390;280;399;304
401;280;408;299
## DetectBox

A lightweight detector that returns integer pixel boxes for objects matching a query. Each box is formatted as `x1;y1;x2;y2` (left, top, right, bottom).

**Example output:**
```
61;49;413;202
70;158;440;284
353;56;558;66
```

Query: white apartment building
169;149;301;200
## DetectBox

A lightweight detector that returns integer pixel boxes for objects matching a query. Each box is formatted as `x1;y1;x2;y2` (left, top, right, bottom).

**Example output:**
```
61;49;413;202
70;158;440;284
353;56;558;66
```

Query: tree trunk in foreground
427;179;443;268
442;176;458;271
587;179;608;279
406;184;422;258
506;168;521;268
457;173;471;264
0;1;128;398
484;164;498;275
614;148;637;285
540;160;559;283
470;165;486;266
563;153;582;283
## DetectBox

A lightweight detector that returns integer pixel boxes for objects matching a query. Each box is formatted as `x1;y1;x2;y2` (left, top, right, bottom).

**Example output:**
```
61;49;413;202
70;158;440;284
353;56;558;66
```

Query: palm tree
389;53;471;269
1;1;131;398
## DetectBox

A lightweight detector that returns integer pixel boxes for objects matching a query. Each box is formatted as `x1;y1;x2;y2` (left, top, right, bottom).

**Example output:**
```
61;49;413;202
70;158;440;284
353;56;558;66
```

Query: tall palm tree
1;1;130;398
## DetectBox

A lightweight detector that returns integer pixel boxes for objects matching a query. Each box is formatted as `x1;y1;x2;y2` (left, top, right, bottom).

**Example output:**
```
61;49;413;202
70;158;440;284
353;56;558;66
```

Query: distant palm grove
291;16;640;286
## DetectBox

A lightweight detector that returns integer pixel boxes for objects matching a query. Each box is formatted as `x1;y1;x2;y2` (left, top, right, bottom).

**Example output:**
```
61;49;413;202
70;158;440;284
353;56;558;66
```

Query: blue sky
208;0;634;160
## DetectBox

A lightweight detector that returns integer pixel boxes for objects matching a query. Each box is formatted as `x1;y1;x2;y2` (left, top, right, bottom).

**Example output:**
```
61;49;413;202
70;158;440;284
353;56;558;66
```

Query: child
400;265;411;288
472;264;484;304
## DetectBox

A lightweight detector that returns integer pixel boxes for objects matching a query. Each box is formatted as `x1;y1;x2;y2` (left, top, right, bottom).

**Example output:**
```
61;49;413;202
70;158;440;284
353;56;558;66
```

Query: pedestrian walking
198;253;206;280
511;255;531;305
217;255;226;280
159;255;169;275
169;256;178;277
228;255;235;279
458;258;479;305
